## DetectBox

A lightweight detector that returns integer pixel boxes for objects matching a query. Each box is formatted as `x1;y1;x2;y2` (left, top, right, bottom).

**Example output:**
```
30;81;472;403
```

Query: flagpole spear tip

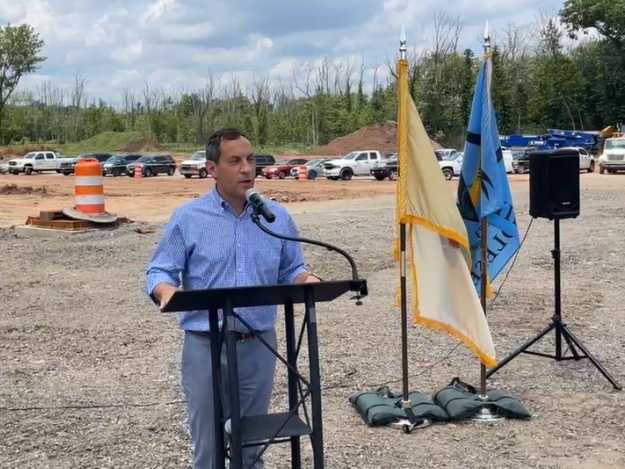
399;24;407;60
483;19;492;56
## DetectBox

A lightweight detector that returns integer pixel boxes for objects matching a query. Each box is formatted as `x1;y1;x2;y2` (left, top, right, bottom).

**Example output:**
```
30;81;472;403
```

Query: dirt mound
122;137;166;153
0;184;48;195
308;121;442;156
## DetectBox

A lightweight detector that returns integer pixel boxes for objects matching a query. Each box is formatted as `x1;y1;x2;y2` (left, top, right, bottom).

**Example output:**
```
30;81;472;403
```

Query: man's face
207;136;255;199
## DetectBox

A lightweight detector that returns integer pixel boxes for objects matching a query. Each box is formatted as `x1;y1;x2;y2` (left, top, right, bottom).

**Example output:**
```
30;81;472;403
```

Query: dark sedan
102;154;143;176
127;154;177;177
59;153;112;175
371;156;398;181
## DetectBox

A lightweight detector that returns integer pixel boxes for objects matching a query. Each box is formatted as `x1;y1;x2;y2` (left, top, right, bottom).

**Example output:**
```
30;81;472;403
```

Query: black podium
162;279;368;469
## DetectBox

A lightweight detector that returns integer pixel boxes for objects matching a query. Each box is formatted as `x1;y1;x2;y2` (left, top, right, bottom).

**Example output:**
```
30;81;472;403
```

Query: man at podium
145;127;321;469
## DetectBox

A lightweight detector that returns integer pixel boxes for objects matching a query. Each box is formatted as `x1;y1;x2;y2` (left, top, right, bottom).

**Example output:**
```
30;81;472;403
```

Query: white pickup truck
180;150;208;179
7;151;74;175
322;150;383;180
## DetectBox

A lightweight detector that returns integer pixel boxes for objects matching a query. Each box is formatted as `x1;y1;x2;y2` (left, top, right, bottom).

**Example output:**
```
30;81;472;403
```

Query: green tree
560;0;625;47
0;23;46;141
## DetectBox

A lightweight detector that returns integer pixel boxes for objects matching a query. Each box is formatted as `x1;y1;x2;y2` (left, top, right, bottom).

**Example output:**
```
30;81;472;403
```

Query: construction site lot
1;172;625;469
0;171;533;227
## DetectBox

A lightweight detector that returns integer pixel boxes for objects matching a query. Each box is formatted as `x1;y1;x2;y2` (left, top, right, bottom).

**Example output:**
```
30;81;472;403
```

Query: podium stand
162;279;368;469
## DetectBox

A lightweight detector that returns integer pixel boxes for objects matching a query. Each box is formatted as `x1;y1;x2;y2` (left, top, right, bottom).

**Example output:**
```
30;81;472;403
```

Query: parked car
567;147;596;172
435;149;459;160
262;158;308;179
180;150;208;179
439;152;463;180
323;150;384;180
102;154;143;176
371;155;398;181
7;151;74;175
290;158;331;180
60;153;113;175
127;154;177;177
254;153;277;177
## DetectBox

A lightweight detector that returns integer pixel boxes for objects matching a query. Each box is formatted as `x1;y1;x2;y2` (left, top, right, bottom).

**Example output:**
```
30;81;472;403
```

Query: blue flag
456;59;520;293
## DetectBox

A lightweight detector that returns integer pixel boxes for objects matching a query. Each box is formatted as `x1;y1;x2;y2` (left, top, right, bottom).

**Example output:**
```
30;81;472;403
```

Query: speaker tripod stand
486;218;621;390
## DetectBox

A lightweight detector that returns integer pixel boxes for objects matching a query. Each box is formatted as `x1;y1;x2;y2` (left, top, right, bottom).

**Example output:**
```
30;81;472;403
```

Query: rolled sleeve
278;214;308;284
145;212;188;305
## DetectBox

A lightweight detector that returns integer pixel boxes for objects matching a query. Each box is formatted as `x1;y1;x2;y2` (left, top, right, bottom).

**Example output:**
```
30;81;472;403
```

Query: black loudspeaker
529;148;580;220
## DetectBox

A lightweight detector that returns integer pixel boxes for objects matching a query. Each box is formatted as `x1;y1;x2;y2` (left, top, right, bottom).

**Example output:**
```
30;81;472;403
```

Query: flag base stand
471;395;505;423
387;401;431;433
387;418;431;433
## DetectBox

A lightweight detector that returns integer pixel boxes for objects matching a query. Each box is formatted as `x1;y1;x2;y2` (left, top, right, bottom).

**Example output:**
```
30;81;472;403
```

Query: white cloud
5;0;567;103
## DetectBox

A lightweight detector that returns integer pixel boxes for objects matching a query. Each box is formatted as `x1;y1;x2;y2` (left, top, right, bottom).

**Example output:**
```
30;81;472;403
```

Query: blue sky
2;0;561;104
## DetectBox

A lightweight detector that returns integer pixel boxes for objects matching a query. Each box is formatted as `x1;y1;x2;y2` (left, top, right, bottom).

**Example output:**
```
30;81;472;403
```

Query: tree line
0;1;623;150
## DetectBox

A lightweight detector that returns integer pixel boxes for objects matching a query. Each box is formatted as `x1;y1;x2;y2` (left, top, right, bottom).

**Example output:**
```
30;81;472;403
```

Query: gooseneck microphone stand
249;208;363;303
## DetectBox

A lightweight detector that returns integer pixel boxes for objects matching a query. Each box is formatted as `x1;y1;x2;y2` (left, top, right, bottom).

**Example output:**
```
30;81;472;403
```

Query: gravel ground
1;179;625;469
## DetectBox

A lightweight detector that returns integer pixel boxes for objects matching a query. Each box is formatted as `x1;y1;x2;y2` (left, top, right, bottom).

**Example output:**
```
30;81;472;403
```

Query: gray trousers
181;329;278;469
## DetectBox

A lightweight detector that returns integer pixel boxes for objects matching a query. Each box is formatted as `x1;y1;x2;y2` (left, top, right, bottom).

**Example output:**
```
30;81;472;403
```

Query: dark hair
205;127;246;163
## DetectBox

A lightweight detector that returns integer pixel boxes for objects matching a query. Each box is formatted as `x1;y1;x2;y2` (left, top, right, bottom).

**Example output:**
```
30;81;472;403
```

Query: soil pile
308;121;442;156
0;184;48;196
122;137;166;153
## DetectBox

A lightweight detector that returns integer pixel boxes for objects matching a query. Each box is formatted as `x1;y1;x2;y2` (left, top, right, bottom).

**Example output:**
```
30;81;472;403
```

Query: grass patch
1;132;313;157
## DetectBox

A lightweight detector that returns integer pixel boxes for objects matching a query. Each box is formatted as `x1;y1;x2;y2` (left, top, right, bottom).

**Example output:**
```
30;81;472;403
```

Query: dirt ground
1;172;625;469
0;172;530;228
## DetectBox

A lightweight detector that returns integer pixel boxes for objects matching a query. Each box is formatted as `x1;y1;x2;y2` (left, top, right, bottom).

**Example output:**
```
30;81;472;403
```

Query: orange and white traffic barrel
61;158;117;224
133;163;142;178
74;158;105;214
298;165;307;181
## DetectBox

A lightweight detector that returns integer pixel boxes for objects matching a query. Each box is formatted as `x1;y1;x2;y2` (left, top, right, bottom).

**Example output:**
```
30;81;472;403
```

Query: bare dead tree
48;84;65;142
70;72;87;141
143;81;153;136
499;21;532;61
121;88;136;131
195;72;214;142
430;9;464;59
293;62;315;97
251;74;271;144
315;58;331;94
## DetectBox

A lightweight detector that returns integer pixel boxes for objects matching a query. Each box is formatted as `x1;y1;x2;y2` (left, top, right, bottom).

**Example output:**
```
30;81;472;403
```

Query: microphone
245;188;276;223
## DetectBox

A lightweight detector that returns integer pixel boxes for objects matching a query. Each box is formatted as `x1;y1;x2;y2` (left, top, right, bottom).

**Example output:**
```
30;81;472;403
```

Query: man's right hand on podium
153;283;180;311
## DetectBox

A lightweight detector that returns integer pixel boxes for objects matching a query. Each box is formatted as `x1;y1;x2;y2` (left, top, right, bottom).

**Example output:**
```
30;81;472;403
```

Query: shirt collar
208;185;252;215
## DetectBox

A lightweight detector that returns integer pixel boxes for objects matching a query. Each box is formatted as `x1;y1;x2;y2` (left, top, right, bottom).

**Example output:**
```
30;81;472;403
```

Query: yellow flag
393;56;496;367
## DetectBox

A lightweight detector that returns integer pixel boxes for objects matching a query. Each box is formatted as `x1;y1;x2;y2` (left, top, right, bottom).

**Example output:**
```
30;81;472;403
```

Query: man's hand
303;273;321;283
153;283;181;311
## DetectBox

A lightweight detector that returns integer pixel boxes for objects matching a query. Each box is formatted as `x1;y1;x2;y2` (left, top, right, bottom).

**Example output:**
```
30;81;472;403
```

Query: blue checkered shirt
145;186;308;332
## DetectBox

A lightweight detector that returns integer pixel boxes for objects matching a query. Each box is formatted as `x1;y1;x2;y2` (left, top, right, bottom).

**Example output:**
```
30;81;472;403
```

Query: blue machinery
500;125;624;154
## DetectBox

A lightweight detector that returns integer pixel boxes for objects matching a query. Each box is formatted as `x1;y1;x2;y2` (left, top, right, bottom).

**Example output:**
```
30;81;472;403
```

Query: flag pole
479;21;492;397
473;20;505;423
398;26;410;409
387;26;427;434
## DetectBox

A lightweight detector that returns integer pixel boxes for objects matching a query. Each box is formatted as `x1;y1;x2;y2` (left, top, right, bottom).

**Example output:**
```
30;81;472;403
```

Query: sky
1;0;563;105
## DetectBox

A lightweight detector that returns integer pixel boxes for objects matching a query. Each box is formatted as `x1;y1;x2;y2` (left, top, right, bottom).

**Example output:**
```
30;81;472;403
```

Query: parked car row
4;145;597;182
61;153;178;177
